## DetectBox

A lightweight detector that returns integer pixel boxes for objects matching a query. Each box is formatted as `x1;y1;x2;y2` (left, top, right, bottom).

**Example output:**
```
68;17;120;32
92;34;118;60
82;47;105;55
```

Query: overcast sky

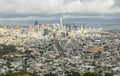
0;0;120;18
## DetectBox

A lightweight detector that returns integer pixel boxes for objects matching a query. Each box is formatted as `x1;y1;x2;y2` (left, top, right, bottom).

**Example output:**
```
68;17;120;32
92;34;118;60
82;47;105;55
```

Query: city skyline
0;1;120;75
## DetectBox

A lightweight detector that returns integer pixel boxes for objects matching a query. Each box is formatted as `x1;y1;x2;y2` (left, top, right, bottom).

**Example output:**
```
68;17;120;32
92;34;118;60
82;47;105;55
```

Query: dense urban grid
0;23;120;76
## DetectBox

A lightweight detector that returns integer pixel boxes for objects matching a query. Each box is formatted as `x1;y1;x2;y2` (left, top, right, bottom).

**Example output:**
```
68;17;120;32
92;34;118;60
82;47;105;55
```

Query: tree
105;73;113;76
25;50;32;54
65;71;81;76
44;72;56;76
83;72;97;76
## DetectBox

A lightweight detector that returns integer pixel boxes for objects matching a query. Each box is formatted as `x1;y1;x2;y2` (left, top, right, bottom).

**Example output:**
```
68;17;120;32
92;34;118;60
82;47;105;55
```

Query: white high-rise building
60;17;63;25
81;24;83;30
81;24;85;30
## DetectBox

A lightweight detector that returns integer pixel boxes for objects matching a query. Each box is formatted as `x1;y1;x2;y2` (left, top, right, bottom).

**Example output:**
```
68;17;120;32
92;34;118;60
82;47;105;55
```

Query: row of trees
44;71;113;76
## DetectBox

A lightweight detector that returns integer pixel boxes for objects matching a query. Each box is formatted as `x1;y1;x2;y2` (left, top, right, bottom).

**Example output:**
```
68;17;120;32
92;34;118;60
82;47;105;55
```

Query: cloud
113;0;120;8
0;0;120;17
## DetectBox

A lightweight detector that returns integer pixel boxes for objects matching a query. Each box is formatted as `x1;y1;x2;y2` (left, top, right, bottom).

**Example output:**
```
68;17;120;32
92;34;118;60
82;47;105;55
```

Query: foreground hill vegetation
1;71;113;76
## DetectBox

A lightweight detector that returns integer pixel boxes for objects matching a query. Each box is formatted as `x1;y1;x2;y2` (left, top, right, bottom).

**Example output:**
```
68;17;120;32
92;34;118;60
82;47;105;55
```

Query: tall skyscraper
35;20;38;25
43;29;49;36
35;20;40;32
83;23;85;29
60;17;63;25
81;24;85;30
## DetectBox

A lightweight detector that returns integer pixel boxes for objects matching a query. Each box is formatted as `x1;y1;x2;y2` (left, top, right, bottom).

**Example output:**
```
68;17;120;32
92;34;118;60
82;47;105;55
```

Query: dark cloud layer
113;0;120;8
0;0;120;18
